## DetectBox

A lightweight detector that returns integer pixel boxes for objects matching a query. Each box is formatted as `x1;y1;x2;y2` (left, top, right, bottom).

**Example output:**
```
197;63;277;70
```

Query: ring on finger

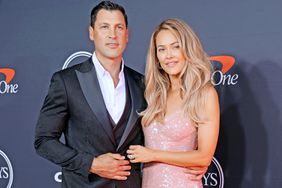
127;154;135;160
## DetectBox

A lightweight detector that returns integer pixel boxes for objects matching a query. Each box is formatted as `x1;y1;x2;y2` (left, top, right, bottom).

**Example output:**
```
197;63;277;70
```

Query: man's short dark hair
90;1;128;28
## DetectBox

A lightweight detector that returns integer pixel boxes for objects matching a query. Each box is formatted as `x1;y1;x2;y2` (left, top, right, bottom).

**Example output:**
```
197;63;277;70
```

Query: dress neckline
164;110;182;121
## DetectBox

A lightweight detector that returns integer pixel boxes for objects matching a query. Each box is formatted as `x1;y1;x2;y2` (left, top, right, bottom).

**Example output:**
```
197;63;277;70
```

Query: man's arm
34;72;93;177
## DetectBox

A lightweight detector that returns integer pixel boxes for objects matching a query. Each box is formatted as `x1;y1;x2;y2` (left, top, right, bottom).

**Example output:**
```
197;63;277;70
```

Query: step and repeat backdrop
1;0;282;187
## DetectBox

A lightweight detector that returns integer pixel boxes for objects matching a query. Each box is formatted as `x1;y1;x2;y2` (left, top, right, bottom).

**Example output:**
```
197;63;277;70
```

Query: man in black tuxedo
35;1;145;187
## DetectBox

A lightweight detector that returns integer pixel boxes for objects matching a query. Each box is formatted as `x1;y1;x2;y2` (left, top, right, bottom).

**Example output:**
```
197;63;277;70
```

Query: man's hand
184;166;208;181
90;153;131;180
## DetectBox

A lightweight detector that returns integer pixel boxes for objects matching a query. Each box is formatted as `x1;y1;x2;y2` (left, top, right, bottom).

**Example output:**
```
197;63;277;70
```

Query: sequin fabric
142;110;203;188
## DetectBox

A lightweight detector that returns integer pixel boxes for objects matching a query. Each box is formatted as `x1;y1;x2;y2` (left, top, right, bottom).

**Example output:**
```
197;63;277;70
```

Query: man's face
89;9;128;62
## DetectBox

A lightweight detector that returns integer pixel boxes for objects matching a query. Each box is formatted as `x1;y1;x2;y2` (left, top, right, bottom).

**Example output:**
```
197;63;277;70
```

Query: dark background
1;0;282;187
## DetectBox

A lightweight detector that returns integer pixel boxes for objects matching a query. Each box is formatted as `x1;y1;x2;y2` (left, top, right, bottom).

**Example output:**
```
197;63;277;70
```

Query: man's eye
100;25;108;29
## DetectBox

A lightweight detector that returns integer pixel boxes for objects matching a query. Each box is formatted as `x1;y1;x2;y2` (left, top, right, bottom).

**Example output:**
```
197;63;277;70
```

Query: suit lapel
75;60;115;145
117;67;144;150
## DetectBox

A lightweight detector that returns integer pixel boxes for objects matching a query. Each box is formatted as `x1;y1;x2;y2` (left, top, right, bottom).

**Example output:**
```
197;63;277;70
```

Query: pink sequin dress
142;110;203;188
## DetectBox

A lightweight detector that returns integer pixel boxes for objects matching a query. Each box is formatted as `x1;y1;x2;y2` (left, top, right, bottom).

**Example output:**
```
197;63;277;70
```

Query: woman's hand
126;145;155;163
184;166;208;181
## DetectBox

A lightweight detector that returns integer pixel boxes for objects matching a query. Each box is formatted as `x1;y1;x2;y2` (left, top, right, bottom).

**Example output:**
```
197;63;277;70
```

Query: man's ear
89;26;94;41
126;28;129;43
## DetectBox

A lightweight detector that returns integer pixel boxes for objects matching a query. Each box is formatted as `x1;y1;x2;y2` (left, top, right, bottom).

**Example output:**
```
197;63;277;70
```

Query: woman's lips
166;61;178;67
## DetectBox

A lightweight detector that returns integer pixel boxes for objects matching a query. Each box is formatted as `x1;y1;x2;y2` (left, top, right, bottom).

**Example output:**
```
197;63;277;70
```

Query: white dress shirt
92;52;126;124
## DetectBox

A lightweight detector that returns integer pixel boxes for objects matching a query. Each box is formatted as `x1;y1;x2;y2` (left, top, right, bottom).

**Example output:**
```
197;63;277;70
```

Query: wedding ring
127;154;135;160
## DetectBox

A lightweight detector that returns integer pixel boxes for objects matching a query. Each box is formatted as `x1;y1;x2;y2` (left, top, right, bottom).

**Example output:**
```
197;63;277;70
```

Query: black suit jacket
34;59;146;188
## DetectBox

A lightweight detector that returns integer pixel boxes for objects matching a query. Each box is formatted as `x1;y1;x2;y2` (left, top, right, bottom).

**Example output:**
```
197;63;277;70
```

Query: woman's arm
127;87;220;167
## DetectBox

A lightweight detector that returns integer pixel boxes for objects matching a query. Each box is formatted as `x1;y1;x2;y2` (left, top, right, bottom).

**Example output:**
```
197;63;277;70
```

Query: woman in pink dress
127;18;220;188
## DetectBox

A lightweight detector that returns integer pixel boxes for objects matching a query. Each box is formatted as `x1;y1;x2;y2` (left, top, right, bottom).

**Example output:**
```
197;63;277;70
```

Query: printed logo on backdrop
0;68;18;94
209;55;239;86
62;51;92;70
54;171;62;183
202;157;224;188
0;150;13;188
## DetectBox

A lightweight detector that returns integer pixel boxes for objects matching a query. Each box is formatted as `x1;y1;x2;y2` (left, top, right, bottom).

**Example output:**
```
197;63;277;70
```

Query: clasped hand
90;153;131;180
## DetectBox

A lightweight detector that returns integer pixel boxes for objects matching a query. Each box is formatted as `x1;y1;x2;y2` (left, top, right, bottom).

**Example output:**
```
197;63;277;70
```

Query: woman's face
156;29;186;77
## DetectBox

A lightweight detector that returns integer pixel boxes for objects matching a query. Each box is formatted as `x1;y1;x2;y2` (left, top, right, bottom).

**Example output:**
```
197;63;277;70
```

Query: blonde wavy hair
141;18;213;127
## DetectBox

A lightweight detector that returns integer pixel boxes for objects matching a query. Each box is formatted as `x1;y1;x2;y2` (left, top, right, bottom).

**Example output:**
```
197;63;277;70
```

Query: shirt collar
92;52;125;79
